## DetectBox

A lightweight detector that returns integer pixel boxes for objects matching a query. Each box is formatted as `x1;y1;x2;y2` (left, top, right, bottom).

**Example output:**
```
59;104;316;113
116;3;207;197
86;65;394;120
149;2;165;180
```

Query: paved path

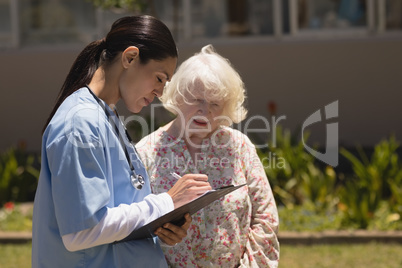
1;230;402;244
0;231;32;244
279;230;402;245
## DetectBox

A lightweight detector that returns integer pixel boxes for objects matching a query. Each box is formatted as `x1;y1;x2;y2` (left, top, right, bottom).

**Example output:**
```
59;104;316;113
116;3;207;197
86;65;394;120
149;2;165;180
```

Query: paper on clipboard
117;183;246;242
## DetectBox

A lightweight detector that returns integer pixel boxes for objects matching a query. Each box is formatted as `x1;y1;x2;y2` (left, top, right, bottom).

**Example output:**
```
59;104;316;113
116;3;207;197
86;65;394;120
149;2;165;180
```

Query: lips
144;98;151;106
193;119;208;126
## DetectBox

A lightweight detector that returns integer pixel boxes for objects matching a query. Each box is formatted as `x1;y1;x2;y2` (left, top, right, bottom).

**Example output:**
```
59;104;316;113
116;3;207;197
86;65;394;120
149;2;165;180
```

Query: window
386;0;402;31
0;0;400;48
176;0;402;40
290;0;402;36
153;0;185;41
0;0;17;48
19;0;97;46
179;0;278;40
297;0;367;31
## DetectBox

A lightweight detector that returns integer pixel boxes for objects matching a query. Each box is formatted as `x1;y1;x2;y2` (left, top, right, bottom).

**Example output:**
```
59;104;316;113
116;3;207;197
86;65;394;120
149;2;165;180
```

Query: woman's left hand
154;213;192;246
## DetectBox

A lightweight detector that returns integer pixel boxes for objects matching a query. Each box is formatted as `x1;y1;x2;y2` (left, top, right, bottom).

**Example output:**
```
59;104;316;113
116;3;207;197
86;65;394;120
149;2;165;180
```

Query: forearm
239;199;279;267
243;150;280;266
62;193;173;251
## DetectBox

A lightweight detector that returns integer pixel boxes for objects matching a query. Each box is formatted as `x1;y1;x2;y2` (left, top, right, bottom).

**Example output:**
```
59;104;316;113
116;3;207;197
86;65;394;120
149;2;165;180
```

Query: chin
129;106;142;114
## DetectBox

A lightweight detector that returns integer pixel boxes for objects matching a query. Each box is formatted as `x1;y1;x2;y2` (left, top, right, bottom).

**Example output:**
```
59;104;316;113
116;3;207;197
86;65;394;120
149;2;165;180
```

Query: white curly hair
160;44;248;125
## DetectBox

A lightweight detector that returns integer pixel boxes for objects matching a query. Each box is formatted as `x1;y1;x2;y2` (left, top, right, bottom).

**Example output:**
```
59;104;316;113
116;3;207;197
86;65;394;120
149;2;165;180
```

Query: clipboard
117;184;246;242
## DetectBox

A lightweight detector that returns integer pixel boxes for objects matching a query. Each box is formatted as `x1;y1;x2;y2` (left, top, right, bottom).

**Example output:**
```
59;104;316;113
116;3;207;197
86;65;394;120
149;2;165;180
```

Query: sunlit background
1;3;402;267
1;0;401;153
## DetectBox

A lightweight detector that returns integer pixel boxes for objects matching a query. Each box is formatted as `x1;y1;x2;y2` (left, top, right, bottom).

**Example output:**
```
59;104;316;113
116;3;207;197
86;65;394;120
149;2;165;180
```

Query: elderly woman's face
178;84;225;139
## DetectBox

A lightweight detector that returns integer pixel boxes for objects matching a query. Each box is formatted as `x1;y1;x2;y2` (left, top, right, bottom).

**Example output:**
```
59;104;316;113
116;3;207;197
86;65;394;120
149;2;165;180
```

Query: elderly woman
136;45;279;267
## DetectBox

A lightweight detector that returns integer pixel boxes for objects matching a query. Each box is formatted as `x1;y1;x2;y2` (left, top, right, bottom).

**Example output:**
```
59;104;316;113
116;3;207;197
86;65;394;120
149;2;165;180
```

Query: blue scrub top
32;88;168;268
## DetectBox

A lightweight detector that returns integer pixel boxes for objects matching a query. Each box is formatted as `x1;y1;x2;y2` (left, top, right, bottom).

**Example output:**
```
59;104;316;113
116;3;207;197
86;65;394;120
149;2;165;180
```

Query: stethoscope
86;86;145;190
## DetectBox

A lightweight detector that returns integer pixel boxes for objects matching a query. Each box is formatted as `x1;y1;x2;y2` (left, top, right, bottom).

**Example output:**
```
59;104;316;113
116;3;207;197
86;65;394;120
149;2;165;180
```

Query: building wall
1;37;401;152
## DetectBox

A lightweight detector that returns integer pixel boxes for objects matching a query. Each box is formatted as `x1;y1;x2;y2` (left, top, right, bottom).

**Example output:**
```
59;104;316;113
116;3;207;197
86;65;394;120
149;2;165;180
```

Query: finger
155;227;181;245
155;231;176;245
181;213;192;230
192;175;208;181
158;214;192;245
184;181;211;189
186;185;213;195
163;223;187;239
173;179;210;192
157;234;176;246
182;174;209;182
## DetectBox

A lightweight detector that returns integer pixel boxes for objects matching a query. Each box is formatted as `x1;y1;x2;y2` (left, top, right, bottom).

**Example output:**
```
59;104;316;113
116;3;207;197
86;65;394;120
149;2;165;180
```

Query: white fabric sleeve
62;193;174;252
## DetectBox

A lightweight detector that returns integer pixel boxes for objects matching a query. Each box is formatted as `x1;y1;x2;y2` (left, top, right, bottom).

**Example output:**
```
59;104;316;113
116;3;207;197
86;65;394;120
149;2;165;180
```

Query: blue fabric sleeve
46;115;110;236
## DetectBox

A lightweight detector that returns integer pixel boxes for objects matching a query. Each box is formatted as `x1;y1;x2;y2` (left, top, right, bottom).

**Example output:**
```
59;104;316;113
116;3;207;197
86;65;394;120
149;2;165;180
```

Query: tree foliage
88;0;150;13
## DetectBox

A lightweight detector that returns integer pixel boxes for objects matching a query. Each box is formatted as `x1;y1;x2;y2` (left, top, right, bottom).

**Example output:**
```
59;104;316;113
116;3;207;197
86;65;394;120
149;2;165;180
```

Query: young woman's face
120;56;177;113
177;83;225;140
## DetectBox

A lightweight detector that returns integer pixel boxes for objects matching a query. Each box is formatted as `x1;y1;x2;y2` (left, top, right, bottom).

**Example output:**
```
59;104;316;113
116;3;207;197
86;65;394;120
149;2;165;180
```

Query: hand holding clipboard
117;174;246;242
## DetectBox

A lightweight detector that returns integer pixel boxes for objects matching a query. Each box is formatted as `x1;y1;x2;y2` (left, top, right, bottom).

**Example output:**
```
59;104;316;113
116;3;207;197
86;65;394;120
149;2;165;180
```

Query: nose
153;87;163;98
197;102;209;115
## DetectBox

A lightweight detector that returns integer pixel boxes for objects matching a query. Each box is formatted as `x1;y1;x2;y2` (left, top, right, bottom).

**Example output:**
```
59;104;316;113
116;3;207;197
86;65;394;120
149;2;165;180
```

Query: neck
166;118;206;147
88;66;120;106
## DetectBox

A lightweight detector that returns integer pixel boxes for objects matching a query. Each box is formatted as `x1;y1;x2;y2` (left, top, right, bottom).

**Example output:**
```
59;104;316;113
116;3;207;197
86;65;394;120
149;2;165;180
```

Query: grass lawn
280;242;402;268
1;242;401;268
0;243;32;268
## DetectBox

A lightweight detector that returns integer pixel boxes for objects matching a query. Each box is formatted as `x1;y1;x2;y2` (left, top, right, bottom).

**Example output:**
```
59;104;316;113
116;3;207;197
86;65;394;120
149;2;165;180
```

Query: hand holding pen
167;172;211;209
154;172;211;246
170;172;182;180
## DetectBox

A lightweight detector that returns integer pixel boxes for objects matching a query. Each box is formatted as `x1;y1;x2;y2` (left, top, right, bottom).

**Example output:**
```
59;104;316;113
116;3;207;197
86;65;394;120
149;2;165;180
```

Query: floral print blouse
136;126;280;267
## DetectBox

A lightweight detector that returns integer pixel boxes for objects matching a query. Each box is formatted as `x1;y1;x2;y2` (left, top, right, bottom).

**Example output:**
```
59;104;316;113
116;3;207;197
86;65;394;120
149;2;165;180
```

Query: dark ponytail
42;15;177;133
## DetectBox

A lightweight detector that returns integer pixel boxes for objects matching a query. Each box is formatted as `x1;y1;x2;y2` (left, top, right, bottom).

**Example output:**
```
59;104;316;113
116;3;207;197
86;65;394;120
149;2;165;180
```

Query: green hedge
0;146;39;206
258;126;402;231
1;129;401;231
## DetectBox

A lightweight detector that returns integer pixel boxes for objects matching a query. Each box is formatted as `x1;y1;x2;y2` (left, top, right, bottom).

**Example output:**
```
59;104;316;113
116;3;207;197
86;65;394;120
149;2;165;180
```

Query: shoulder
136;128;164;153
44;88;107;147
214;127;255;149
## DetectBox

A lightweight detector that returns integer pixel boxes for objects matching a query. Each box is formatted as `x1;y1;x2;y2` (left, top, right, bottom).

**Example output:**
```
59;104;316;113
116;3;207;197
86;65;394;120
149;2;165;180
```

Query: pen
170;172;182;180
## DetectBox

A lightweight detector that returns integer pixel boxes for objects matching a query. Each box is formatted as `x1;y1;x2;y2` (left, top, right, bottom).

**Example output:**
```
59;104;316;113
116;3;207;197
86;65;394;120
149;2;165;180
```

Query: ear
122;46;139;68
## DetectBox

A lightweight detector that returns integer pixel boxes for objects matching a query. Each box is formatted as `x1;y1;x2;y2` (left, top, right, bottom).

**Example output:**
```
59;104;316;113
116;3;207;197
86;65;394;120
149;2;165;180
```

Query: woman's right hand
167;174;211;209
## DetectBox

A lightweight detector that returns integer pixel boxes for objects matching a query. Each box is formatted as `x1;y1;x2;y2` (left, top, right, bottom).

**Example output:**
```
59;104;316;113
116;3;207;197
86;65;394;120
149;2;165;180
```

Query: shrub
257;125;338;212
0;146;39;206
339;136;402;229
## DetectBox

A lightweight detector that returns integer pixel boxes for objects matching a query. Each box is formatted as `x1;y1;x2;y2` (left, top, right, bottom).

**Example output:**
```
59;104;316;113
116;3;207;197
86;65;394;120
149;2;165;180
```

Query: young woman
32;15;211;268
